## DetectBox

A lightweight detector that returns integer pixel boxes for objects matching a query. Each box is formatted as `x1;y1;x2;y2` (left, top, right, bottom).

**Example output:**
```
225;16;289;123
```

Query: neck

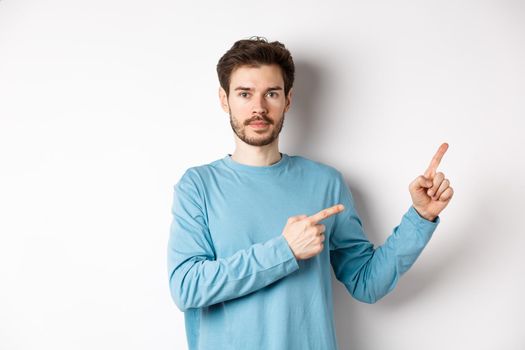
231;138;282;166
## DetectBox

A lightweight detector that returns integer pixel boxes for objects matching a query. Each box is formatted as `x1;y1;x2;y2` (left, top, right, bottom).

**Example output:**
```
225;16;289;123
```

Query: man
167;36;453;350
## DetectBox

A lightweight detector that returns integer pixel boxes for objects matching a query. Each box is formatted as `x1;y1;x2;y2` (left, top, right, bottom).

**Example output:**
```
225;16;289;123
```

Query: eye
266;91;279;98
239;92;250;98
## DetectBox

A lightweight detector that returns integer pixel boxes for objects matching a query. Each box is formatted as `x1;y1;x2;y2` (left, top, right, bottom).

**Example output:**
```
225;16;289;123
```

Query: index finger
308;204;345;224
424;142;449;178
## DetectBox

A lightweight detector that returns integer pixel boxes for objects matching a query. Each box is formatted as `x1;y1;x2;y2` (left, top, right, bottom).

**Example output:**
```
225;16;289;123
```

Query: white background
1;0;524;349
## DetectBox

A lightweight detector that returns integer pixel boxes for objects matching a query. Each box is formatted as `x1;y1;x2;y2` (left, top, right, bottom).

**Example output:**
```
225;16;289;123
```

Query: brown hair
216;36;295;97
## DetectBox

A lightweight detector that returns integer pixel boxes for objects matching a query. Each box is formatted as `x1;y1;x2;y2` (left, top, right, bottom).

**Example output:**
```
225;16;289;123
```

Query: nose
252;94;268;115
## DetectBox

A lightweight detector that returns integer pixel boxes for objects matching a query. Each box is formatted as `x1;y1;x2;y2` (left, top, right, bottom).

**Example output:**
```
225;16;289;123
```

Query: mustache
245;115;272;125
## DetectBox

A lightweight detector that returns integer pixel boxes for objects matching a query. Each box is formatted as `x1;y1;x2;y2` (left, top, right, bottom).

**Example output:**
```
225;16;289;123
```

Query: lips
248;121;270;130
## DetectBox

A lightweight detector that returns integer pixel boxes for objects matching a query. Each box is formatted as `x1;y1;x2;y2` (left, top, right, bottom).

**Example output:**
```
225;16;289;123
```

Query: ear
284;87;293;112
219;87;229;113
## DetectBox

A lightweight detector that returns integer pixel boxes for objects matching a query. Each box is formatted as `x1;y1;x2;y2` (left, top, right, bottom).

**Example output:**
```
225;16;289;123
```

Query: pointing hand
282;204;345;260
409;143;454;221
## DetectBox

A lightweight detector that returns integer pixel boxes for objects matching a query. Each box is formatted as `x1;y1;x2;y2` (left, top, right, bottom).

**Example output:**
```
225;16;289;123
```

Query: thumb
410;175;432;191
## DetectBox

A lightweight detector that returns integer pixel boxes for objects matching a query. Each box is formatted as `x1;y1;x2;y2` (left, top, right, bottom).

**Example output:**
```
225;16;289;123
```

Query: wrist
413;206;436;222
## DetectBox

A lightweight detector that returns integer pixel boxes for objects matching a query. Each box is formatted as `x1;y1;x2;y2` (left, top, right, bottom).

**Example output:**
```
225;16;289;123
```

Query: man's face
219;64;292;147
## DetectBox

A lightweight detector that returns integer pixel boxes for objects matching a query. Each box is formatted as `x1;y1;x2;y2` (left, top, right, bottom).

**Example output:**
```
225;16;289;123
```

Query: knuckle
443;187;454;199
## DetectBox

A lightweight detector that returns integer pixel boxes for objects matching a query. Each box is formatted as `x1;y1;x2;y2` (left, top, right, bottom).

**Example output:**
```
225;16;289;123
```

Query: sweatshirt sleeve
329;171;440;304
167;169;300;312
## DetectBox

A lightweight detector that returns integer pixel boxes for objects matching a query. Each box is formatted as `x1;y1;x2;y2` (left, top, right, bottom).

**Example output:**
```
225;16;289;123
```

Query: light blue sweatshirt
167;152;440;350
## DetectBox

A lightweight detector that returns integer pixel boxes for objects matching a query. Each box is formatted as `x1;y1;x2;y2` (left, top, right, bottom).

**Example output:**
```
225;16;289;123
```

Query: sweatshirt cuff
271;235;300;272
405;205;440;239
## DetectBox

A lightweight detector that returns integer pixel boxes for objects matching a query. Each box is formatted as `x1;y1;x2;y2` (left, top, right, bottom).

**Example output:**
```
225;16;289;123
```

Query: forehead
229;64;284;89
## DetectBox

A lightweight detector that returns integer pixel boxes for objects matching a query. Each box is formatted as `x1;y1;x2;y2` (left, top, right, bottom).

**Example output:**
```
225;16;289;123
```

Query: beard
229;109;286;147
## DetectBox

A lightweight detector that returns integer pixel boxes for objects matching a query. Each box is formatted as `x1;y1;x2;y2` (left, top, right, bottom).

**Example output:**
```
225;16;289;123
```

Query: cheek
230;105;251;118
270;99;287;110
228;99;249;111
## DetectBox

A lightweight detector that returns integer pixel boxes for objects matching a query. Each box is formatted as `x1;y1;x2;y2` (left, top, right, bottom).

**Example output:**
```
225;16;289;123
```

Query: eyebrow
233;86;283;92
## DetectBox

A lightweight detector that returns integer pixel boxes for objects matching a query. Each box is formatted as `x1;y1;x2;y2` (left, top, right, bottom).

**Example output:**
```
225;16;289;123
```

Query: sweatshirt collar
222;152;289;174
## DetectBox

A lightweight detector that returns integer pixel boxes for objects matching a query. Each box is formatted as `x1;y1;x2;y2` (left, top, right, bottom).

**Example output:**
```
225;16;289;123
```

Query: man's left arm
329;143;454;303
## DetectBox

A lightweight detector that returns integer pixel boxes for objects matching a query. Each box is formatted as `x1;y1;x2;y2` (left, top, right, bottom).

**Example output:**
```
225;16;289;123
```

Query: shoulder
175;156;224;188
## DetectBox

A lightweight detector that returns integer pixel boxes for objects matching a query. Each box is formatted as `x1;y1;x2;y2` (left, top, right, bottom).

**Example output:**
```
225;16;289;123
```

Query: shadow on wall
290;58;478;349
284;59;332;156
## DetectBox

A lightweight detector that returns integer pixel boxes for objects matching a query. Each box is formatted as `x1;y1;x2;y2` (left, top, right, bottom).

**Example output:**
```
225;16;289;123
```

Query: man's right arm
167;169;299;312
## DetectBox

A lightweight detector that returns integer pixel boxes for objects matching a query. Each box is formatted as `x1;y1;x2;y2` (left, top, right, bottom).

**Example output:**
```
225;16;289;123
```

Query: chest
204;175;337;257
